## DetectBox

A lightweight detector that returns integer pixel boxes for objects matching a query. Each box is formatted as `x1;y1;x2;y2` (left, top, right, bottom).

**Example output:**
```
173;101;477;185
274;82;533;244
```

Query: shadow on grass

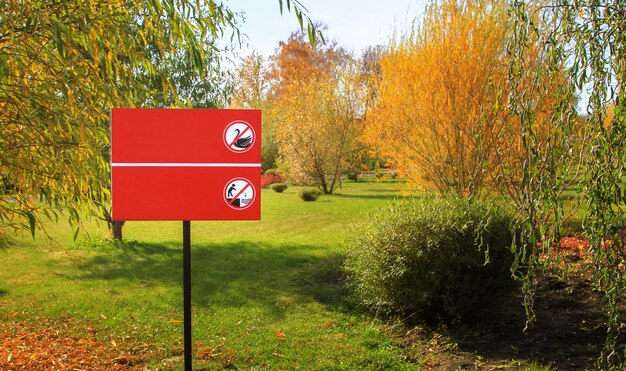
72;241;350;316
0;289;7;298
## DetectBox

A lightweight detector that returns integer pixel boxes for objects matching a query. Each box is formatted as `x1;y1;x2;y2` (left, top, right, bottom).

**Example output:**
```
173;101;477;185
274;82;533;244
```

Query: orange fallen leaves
559;236;591;251
539;236;625;270
194;340;237;367
0;320;145;370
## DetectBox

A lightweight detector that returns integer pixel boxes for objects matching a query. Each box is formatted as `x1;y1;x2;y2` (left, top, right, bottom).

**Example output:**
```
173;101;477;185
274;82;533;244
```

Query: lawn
1;179;420;369
2;178;613;370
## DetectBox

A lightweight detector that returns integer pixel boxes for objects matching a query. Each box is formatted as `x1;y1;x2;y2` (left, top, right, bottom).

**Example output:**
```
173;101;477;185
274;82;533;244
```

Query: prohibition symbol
224;178;256;210
224;120;255;153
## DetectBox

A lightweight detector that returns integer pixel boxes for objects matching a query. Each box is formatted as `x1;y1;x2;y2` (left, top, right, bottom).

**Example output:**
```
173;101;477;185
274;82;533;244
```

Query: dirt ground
391;237;626;370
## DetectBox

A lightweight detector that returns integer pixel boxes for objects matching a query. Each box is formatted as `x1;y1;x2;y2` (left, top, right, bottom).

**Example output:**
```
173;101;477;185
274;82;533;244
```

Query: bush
261;171;286;188
299;188;322;201
270;183;288;193
347;172;359;182
344;194;516;322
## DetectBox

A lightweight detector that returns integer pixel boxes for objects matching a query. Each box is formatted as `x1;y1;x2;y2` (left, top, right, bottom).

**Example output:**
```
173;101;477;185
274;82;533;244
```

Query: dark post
183;220;192;370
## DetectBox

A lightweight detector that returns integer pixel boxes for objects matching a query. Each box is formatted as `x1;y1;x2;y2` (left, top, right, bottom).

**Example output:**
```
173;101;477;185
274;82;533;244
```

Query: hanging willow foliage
0;0;320;245
507;0;625;367
0;0;241;244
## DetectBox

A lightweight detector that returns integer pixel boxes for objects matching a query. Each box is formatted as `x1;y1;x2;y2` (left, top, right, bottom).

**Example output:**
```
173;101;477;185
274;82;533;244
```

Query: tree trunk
111;220;125;241
103;208;125;241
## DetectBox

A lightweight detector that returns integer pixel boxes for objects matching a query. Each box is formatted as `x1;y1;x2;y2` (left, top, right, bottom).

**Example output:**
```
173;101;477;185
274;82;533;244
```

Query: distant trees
232;32;367;193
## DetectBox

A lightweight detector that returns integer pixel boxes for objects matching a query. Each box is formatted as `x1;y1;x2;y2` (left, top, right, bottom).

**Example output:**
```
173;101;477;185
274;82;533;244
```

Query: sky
224;0;591;111
226;0;429;58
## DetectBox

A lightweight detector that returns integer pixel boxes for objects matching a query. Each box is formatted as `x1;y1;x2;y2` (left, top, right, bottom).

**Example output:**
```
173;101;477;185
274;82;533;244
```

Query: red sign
111;108;261;221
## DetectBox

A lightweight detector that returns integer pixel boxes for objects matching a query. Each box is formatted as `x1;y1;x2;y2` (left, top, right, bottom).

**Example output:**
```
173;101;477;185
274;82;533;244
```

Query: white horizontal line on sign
112;163;261;167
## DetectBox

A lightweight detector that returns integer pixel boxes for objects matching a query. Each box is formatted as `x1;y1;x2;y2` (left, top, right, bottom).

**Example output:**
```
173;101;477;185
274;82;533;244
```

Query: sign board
111;108;261;221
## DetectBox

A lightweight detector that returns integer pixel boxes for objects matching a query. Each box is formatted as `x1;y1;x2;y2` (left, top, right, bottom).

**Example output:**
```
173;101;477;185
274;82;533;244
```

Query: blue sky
226;0;428;58
224;1;590;112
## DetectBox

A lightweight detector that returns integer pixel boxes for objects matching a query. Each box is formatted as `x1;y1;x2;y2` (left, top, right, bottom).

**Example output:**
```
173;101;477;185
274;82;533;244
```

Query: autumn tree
360;45;384;116
270;32;366;193
364;0;528;196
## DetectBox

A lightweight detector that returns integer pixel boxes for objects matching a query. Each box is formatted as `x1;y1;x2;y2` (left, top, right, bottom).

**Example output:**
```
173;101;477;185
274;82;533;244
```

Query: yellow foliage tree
364;0;509;195
364;0;565;201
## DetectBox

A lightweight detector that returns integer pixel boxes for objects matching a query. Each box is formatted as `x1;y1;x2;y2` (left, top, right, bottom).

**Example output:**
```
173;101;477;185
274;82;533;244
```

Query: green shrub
344;194;516;321
270;183;288;193
299;188;322;201
264;169;278;175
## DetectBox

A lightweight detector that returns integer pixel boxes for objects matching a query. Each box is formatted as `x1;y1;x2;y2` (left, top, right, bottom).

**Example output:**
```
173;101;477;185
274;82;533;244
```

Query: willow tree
0;0;320;244
509;1;625;367
0;0;241;243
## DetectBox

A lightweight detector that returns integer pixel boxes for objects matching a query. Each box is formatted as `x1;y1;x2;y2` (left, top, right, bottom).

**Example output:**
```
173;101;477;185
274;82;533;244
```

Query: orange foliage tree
270;32;366;193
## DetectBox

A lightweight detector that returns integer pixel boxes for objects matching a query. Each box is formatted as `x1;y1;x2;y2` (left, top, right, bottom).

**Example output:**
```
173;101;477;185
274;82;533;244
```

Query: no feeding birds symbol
224;120;255;153
224;178;256;210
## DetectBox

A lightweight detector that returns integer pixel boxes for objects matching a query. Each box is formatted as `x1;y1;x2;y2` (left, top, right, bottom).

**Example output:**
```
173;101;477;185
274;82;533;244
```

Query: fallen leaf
197;350;212;360
115;355;132;364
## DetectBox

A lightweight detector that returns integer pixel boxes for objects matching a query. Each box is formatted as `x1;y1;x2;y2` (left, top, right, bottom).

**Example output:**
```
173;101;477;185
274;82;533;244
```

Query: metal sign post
183;220;192;370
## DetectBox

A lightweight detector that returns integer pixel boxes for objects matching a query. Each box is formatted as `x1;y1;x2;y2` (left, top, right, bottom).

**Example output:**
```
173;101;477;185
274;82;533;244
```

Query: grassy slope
1;179;419;369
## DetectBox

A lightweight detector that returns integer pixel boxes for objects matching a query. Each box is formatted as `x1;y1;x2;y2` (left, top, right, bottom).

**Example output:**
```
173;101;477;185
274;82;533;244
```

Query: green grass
1;179;417;369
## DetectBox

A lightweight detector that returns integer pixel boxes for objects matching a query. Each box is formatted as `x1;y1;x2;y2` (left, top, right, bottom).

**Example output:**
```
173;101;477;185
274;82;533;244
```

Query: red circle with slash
223;121;255;153
224;178;256;210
